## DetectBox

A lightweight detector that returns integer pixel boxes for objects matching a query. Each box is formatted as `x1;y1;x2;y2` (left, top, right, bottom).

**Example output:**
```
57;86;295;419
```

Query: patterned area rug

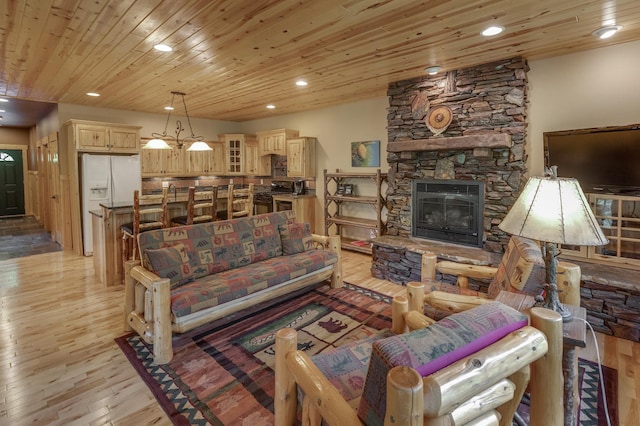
116;284;618;425
115;283;392;425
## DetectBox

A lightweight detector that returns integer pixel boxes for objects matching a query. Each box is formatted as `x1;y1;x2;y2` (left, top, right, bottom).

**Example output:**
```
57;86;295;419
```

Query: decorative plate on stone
425;105;453;135
411;91;430;120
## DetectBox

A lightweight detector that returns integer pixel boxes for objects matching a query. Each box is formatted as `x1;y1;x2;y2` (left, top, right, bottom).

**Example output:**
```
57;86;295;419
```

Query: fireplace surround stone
385;57;529;253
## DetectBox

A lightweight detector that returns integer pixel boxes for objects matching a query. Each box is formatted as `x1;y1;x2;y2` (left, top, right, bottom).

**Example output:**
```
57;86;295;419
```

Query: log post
123;259;140;331
275;328;298;426
328;235;343;288
421;252;437;281
557;261;581;306
407;281;425;314
392;296;409;334
529;307;563;426
384;366;423;426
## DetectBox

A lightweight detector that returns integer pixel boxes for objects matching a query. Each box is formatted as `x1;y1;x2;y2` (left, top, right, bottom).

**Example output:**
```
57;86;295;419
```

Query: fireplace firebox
412;180;484;247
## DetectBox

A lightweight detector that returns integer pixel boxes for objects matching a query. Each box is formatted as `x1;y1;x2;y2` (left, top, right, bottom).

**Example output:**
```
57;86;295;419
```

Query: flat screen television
544;125;640;194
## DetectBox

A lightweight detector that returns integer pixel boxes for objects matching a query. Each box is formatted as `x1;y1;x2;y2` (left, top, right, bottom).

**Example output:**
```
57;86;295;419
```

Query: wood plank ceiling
1;0;639;125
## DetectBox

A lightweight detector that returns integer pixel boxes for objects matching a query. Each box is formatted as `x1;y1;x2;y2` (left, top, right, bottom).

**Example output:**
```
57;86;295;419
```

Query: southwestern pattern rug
116;283;618;426
116;283;393;425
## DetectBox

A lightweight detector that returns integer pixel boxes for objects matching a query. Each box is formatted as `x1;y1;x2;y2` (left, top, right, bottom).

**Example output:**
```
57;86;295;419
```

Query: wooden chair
275;299;564;426
411;236;581;320
121;190;168;264
171;186;218;225
227;183;254;218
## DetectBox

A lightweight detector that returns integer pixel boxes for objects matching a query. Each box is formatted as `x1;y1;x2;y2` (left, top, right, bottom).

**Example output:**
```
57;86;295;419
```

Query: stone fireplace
412;179;484;247
385;57;529;253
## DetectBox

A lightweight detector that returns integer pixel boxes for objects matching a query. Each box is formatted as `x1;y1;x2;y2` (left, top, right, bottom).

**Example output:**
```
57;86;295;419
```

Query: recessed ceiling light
0;110;4;113
164;106;174;111
592;25;621;39
266;104;276;109
0;98;8;103
424;66;441;75
86;92;100;97
481;25;505;37
154;44;173;52
296;80;308;87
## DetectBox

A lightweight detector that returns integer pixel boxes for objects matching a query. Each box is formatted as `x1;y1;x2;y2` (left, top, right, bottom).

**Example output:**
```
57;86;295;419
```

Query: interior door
0;149;25;216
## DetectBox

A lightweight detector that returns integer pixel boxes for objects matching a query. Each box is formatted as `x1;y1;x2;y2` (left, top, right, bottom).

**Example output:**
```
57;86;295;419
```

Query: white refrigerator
81;153;141;256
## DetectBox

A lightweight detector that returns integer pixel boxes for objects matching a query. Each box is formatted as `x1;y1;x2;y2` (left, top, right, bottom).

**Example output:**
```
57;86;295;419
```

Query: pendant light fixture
143;91;211;151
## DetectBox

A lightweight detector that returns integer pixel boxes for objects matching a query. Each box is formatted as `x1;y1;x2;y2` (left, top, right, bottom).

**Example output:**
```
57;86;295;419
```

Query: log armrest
124;259;173;364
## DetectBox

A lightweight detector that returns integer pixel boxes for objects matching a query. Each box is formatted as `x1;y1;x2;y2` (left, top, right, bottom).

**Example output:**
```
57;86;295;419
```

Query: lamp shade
186;141;213;151
499;176;608;246
143;138;172;150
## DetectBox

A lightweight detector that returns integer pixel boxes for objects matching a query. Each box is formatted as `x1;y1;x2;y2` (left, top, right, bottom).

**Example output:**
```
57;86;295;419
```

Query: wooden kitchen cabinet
185;141;226;175
244;140;271;176
257;128;299;155
65;120;141;153
219;133;258;175
287;137;316;178
140;140;184;176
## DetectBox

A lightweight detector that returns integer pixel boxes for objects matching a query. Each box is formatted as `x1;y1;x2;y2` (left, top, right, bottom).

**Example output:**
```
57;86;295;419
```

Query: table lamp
498;167;608;321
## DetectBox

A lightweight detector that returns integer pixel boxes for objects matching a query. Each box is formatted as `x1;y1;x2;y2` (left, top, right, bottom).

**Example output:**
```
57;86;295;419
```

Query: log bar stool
121;190;168;265
172;186;219;225
227;183;254;219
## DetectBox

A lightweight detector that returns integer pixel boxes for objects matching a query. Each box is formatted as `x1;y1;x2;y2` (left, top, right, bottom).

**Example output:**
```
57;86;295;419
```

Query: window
0;152;15;162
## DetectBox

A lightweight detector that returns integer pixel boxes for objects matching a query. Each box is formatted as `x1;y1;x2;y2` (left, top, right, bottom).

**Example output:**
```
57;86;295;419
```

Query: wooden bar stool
121;190;168;265
172;186;219;225
227;183;254;219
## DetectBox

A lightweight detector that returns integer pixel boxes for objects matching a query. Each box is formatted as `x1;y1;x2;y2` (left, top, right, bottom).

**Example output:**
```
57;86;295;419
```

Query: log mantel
387;133;512;152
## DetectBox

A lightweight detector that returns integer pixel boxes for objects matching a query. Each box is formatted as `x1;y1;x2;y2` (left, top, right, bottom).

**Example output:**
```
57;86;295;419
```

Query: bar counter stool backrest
121;189;168;263
227;183;254;218
190;186;218;224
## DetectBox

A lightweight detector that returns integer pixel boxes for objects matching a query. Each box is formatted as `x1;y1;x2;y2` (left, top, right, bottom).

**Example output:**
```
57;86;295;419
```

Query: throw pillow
278;222;313;255
145;243;194;289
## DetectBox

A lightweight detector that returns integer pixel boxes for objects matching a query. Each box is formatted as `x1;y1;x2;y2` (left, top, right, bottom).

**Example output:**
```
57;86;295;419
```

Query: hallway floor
0;215;61;260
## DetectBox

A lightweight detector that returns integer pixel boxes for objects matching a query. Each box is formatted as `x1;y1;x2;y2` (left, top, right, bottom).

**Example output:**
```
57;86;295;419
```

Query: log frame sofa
124;210;342;364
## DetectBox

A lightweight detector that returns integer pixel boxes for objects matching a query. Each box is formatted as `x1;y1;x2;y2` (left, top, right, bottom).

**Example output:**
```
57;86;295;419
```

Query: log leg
151;277;173;364
529;307;563;426
275;328;298;426
497;366;530;426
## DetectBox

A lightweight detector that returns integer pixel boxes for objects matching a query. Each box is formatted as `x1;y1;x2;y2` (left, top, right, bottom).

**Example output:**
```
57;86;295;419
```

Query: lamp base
535;283;572;322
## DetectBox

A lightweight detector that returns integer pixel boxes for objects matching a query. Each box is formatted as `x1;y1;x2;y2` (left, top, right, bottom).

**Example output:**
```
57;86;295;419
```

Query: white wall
527;39;640;175
242;97;389;235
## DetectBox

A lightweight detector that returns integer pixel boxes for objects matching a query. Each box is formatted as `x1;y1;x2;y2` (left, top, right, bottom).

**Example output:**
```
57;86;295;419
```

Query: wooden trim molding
387;134;512;152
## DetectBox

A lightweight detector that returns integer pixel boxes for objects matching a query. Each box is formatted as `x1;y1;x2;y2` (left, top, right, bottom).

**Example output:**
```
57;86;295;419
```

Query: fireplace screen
412;180;484;247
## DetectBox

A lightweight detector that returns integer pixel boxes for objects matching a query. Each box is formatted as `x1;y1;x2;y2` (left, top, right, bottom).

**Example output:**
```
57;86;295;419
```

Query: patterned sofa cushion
138;211;295;279
486;235;546;299
357;302;528;425
145;243;194;289
170;249;338;318
279;222;314;255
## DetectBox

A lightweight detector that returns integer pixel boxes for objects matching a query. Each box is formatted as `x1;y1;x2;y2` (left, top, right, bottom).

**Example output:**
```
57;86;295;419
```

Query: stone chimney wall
386;57;530;252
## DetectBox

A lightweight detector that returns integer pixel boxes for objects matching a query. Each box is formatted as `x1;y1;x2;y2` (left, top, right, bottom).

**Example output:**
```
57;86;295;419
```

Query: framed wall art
351;140;380;167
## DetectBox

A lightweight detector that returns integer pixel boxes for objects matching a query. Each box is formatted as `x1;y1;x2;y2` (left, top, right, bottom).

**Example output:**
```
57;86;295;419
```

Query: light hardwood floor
0;250;638;425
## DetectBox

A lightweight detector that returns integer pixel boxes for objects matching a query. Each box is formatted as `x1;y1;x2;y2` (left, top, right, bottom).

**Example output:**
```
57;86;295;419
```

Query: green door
0;149;25;216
